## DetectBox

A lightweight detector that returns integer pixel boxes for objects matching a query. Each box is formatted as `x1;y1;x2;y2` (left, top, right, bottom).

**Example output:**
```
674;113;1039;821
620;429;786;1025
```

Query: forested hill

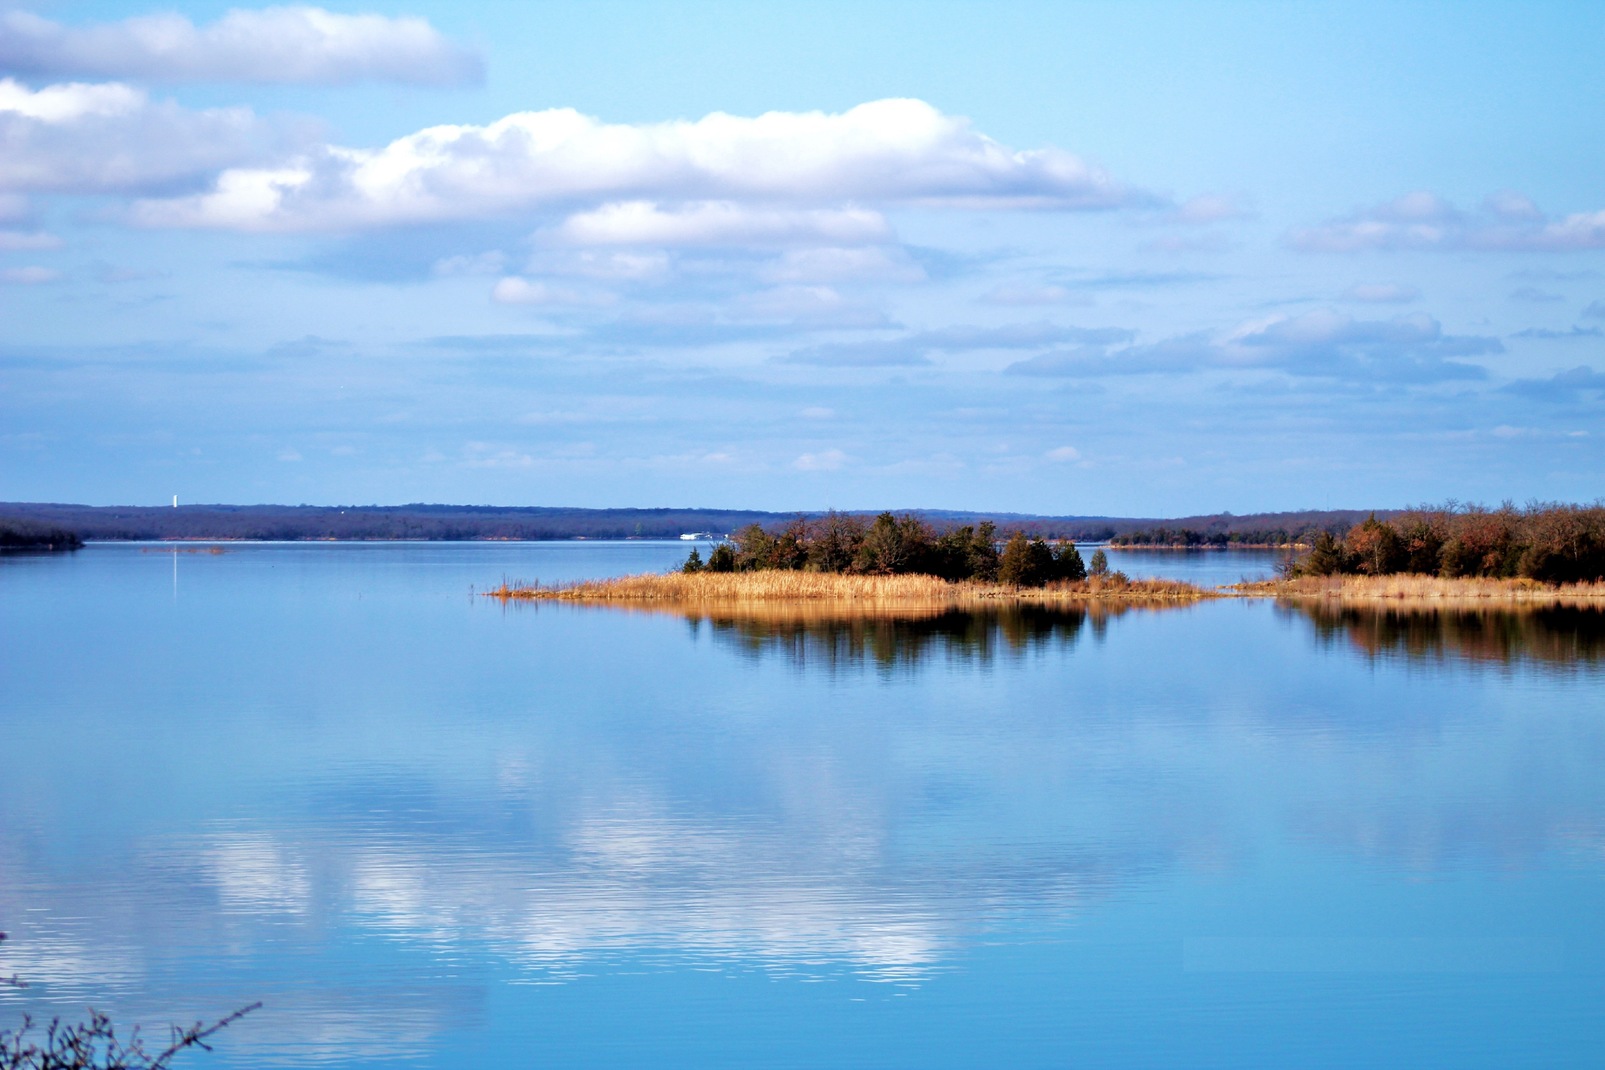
0;503;1385;543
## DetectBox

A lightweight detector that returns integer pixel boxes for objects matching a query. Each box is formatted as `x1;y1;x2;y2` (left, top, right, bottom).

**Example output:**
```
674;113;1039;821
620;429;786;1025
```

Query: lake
3;542;1603;1068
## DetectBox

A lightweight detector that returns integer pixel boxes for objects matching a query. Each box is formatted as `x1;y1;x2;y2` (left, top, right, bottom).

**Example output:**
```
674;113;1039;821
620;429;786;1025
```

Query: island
488;505;1605;610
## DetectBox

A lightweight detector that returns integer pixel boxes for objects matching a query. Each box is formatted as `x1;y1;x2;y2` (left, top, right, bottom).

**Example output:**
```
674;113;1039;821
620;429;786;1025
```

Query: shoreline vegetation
485;505;1605;612
489;571;1605;611
488;570;1213;608
1241;574;1605;607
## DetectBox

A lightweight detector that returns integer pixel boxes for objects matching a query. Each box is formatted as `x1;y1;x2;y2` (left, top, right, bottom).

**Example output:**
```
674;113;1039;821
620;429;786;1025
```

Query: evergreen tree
998;532;1054;587
1054;542;1086;581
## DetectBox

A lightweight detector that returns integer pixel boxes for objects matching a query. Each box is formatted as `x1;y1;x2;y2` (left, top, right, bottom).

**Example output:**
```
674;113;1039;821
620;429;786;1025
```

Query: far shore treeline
681;512;1097;588
0;502;1378;544
1289;503;1605;584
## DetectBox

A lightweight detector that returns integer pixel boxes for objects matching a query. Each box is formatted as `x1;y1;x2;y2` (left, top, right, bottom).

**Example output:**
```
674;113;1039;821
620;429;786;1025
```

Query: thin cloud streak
0;7;482;86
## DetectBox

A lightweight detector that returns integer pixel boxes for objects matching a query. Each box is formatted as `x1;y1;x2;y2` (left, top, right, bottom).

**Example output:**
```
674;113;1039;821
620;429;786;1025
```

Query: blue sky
2;1;1602;513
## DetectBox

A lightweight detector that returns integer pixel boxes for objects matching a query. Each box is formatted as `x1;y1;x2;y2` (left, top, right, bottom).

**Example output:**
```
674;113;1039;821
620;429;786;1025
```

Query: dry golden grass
487;570;1213;608
1238;573;1605;608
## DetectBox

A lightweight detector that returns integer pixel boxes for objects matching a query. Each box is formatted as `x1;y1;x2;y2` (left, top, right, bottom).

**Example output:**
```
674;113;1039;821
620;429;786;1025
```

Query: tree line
0;521;82;551
1111;527;1312;548
681;512;1114;587
1291;503;1605;584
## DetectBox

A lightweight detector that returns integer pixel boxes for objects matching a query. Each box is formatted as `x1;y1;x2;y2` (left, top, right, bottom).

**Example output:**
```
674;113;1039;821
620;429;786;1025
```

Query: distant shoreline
0;502;1387;545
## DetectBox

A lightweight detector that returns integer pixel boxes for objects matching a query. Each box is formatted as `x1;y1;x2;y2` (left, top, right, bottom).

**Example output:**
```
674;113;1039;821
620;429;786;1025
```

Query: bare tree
0;933;258;1070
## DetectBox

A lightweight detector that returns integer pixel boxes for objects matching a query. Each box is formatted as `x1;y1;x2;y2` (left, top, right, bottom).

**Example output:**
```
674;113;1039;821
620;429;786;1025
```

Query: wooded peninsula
491;504;1605;609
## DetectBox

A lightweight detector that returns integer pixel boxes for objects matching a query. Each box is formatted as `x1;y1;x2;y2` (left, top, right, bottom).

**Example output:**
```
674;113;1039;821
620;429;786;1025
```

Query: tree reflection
1286;602;1605;670
682;604;1123;670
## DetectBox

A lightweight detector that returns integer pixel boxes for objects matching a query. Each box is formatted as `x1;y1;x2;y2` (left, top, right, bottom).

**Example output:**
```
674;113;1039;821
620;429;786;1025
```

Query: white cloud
555;200;892;247
793;448;848;471
0;78;263;194
491;277;615;306
1292;190;1605;252
1045;445;1081;462
0;7;481;86
127;98;1149;232
0;229;61;250
0;265;60;283
0;77;142;120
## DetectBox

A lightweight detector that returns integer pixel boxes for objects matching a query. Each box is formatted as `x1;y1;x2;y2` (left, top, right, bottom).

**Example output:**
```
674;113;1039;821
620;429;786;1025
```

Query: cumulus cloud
127;98;1150;231
1045;445;1082;461
1291;190;1605;253
0;77;263;194
0;7;481;86
1504;365;1605;401
554;201;892;247
1006;309;1499;383
1224;309;1499;378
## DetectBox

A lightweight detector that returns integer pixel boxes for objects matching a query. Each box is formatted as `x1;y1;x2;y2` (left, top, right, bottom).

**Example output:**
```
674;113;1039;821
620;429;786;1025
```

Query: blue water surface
2;542;1602;1068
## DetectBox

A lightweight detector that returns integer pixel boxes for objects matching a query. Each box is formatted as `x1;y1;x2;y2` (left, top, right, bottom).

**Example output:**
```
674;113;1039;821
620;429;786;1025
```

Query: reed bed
1238;574;1605;608
486;570;1213;608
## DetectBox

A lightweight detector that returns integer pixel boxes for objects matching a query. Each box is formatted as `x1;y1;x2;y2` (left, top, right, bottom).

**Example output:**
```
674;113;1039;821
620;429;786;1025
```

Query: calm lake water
3;542;1603;1068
